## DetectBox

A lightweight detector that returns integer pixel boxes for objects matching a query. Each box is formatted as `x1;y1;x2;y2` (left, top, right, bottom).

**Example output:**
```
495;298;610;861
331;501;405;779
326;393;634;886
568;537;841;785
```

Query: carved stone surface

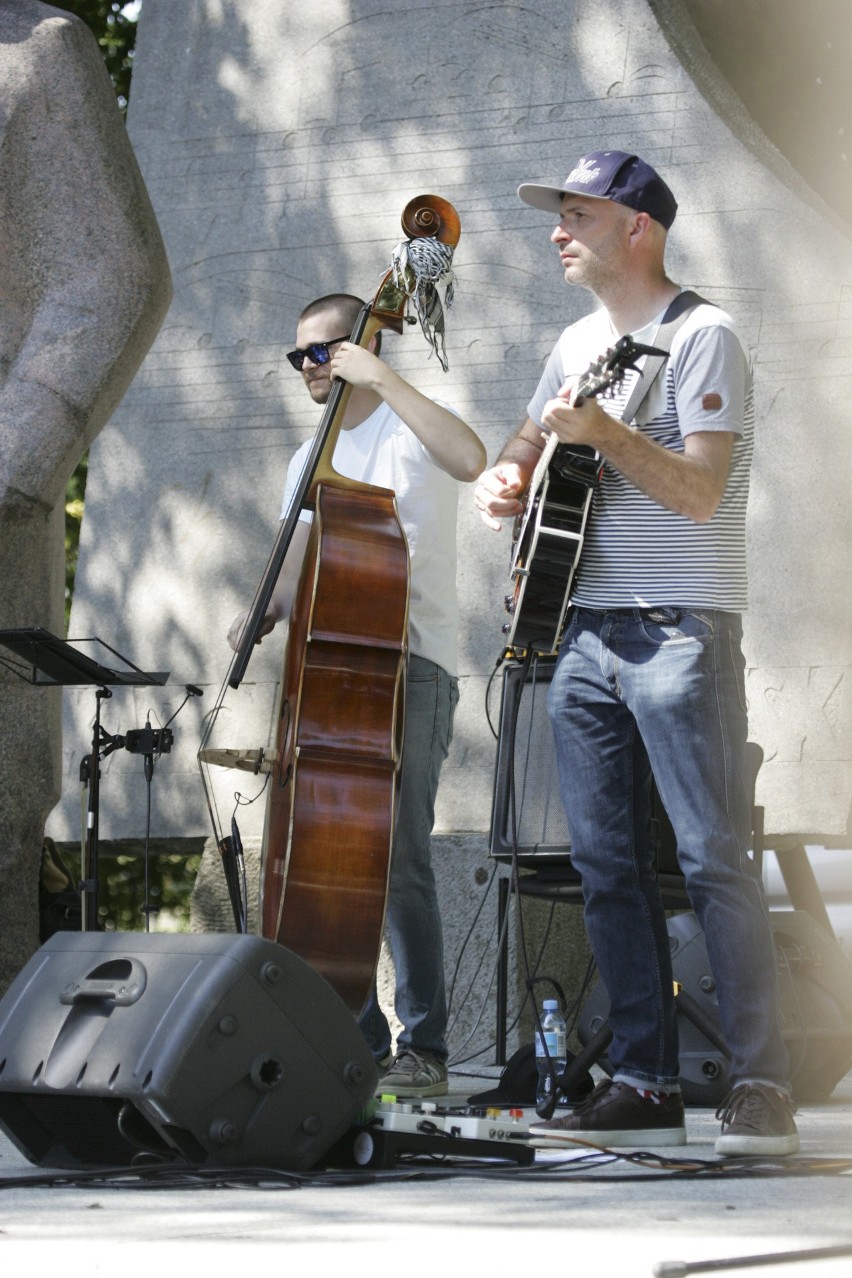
42;0;851;1048
0;0;171;994
49;0;851;850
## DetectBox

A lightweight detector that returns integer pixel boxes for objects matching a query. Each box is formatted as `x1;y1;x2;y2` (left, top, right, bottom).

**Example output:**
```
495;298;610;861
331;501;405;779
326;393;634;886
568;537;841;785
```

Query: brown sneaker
715;1083;800;1156
528;1078;686;1148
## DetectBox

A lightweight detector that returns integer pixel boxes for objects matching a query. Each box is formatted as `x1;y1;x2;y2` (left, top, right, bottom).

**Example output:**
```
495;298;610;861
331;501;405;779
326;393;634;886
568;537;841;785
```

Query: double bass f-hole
275;699;291;789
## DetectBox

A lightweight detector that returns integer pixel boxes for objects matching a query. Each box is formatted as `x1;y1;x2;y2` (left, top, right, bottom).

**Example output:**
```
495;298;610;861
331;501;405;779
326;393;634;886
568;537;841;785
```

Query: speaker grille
489;657;572;866
489;657;678;872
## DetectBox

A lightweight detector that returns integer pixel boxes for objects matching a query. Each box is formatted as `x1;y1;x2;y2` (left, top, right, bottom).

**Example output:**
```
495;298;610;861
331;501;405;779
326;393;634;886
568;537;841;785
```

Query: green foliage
100;853;202;932
64;451;87;631
48;0;139;111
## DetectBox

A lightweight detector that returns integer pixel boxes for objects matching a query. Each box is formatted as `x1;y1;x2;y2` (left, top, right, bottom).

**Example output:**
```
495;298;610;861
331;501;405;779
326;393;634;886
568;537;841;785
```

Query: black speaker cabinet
489;656;679;873
0;931;377;1170
578;910;852;1105
489;656;571;866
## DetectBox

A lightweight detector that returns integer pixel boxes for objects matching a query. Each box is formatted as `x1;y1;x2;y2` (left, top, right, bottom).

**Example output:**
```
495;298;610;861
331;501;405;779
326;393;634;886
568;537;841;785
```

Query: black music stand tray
0;627;169;930
0;626;168;687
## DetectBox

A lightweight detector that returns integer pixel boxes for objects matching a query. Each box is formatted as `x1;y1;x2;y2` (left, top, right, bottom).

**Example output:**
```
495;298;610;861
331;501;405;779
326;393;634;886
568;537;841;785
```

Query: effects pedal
322;1099;534;1169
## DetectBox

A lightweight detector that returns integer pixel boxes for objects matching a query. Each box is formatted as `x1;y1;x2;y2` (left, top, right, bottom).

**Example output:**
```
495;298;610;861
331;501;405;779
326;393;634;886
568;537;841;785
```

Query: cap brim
517;182;564;213
518;182;610;213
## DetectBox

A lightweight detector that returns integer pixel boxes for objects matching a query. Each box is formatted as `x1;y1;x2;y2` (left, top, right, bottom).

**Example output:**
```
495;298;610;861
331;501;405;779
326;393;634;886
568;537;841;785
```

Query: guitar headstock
576;336;669;402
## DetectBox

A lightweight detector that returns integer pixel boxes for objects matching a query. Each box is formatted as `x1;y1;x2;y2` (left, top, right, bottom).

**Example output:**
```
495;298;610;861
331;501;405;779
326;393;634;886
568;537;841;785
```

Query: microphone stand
0;627;169;933
78;689;127;931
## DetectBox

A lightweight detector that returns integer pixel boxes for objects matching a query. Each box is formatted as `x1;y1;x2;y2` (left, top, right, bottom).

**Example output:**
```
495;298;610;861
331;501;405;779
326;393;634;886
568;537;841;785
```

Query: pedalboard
323;1099;534;1169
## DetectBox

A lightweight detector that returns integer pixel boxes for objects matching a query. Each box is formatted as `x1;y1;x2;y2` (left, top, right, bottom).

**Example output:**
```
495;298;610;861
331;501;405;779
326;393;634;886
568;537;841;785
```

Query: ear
628;210;653;245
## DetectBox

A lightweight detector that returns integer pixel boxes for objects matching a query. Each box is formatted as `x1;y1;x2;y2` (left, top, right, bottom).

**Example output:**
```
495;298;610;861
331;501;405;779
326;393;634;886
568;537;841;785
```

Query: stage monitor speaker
0;931;377;1170
489;655;678;873
578;910;852;1105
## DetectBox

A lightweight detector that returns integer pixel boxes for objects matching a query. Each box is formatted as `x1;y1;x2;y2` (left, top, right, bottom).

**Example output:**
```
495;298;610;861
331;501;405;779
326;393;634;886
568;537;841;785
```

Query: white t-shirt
527;300;753;610
281;400;461;676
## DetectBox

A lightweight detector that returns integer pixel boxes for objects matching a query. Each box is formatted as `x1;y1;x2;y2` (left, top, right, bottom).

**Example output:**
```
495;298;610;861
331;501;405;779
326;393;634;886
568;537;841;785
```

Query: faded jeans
548;607;790;1092
358;654;459;1062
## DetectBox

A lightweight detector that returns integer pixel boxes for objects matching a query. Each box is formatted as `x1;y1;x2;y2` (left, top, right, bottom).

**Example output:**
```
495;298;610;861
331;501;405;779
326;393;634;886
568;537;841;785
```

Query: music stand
0;627;169;931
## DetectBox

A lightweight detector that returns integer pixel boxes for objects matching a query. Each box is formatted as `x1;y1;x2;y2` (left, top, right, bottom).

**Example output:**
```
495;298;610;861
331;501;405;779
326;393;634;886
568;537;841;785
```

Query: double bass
200;197;461;1015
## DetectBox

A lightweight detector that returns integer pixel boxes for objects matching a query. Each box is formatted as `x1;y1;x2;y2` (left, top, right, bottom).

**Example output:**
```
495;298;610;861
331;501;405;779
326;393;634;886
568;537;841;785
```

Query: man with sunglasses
475;152;798;1156
229;292;485;1097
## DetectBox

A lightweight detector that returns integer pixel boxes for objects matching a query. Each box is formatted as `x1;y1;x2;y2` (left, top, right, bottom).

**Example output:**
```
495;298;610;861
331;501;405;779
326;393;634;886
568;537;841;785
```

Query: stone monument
0;0;171;994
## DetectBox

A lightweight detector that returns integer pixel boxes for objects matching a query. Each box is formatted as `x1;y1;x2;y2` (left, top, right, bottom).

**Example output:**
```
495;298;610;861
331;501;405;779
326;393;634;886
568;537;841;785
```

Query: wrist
367;359;397;397
592;407;627;457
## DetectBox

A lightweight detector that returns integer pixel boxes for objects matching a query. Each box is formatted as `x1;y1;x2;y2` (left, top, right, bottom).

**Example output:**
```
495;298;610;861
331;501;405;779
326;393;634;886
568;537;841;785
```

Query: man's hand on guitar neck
541;388;614;451
474;418;546;531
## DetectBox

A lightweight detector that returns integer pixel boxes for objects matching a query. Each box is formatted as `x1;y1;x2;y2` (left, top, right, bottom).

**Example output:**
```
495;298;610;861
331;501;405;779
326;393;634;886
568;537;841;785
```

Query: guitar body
501;336;668;656
260;483;409;1015
503;443;596;655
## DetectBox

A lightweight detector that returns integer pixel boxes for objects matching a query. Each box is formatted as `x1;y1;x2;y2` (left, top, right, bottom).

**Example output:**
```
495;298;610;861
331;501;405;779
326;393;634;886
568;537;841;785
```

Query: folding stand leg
558;1021;612;1097
496;876;510;1065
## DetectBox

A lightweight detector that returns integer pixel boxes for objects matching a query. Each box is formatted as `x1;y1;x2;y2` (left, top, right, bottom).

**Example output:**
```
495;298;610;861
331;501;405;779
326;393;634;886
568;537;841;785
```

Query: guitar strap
619;288;707;424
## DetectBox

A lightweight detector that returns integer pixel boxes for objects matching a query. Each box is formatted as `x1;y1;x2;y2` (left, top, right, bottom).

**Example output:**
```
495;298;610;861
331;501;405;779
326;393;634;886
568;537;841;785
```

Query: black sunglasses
286;336;350;371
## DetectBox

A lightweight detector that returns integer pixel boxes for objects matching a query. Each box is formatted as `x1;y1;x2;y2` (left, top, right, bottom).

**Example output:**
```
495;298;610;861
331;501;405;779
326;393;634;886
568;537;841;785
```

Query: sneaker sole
715;1132;800;1156
376;1081;449;1098
529;1125;686;1148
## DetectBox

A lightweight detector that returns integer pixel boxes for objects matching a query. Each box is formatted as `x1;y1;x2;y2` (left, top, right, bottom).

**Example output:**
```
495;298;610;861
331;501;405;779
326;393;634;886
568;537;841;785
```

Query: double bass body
261;483;409;1014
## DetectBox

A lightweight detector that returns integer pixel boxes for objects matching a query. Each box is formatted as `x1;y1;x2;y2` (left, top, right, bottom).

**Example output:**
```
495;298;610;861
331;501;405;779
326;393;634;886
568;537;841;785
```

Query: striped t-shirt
526;300;753;611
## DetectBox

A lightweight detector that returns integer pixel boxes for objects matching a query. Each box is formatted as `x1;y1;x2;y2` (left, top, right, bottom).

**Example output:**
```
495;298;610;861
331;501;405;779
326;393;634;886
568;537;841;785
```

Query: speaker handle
60;959;148;1007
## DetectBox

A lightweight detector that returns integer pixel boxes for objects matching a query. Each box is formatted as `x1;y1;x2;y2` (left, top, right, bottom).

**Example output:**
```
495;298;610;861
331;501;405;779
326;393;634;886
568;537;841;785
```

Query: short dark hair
297;293;382;355
299;293;363;330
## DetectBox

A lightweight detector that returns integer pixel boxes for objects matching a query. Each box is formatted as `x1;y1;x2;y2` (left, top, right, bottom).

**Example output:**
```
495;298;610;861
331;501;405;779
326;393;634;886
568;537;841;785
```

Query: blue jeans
548;607;790;1092
358;654;459;1061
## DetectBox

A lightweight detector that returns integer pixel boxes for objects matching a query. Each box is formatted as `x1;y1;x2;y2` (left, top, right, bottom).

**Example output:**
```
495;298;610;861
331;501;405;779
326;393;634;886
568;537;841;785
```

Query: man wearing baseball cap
475;151;798;1156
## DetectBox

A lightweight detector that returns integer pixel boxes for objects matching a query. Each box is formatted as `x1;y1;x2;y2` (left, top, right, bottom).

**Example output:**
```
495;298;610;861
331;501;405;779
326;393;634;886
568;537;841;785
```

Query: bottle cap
543;998;558;1010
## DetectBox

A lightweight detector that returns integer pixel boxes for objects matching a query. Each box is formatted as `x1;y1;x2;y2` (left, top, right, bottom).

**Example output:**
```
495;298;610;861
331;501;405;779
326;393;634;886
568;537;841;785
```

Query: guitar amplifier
489;655;679;872
489;656;573;867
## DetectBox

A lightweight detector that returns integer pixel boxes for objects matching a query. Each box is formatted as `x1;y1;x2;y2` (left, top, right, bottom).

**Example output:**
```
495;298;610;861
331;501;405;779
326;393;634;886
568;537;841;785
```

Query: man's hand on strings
473;418;546;531
474;461;529;531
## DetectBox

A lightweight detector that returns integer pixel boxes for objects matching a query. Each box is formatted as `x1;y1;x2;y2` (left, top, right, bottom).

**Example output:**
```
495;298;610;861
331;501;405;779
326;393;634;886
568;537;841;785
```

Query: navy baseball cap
518;150;678;229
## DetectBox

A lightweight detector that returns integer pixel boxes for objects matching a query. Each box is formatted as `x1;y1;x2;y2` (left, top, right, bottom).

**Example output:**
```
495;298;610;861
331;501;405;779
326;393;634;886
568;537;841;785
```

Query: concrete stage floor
1;1065;851;1278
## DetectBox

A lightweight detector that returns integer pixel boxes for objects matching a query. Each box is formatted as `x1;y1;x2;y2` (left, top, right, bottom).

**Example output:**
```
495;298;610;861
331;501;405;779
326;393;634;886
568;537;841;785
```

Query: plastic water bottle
535;998;568;1108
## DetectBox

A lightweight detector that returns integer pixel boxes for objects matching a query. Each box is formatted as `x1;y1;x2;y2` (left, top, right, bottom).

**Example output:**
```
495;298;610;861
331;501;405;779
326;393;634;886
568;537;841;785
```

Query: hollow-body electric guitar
501;336;665;655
